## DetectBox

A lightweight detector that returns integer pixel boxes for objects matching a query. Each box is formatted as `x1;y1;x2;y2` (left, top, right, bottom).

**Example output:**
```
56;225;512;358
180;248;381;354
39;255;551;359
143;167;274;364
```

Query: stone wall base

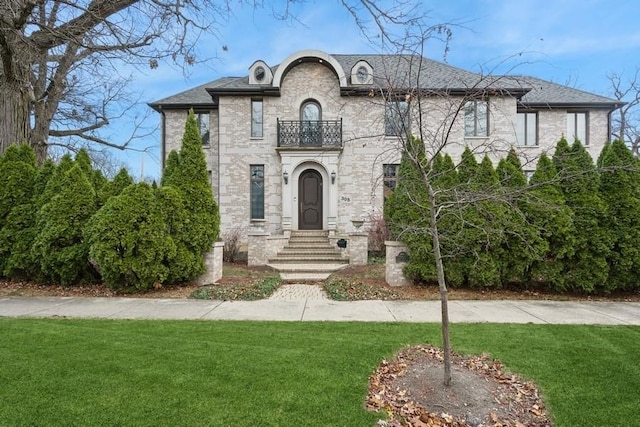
385;241;411;287
196;241;224;285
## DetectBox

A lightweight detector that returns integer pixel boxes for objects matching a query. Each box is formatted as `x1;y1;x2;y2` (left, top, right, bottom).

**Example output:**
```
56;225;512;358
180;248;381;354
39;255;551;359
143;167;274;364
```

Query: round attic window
254;66;266;82
356;65;368;83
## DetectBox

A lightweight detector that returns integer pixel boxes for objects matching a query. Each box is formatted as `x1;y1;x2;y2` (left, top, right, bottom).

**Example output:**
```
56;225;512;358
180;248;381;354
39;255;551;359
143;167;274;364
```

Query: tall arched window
301;100;321;121
300;100;322;146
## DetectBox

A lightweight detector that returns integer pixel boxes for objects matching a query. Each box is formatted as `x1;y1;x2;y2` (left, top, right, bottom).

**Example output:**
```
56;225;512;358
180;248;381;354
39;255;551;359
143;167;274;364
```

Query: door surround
278;153;339;233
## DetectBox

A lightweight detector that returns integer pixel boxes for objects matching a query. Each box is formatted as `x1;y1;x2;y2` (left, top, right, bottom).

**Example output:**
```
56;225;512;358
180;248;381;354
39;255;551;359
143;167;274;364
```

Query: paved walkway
1;284;639;324
268;284;328;301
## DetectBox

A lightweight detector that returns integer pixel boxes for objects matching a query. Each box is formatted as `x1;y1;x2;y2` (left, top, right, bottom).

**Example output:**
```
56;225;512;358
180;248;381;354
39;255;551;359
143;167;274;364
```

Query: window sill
464;136;490;140
516;144;540;148
250;136;264;140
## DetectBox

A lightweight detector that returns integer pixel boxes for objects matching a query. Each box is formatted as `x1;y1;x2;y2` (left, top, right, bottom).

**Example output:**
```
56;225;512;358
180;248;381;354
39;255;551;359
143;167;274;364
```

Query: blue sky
118;0;640;179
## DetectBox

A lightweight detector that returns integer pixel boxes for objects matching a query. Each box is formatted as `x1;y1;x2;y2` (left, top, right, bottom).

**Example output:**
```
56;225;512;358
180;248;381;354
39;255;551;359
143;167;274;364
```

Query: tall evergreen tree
525;154;575;290
553;138;612;292
598;140;640;291
161;109;220;283
0;145;38;277
463;155;504;288
32;164;98;285
495;150;545;285
385;137;435;281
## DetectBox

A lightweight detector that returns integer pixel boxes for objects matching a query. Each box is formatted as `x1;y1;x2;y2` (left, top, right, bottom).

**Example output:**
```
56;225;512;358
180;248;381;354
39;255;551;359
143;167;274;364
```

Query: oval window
356;65;368;83
254;66;266;82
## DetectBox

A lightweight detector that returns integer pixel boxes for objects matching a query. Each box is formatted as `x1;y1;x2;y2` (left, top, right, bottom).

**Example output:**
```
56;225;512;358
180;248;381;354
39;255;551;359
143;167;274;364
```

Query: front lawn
1;320;639;426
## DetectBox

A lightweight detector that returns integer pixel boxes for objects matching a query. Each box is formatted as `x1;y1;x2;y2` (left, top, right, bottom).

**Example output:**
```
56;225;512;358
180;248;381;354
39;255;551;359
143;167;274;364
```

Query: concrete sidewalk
1;294;639;324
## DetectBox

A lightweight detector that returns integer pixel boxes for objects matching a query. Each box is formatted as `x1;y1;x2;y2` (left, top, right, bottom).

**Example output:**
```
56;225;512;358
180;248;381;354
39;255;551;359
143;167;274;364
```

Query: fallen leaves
368;345;553;427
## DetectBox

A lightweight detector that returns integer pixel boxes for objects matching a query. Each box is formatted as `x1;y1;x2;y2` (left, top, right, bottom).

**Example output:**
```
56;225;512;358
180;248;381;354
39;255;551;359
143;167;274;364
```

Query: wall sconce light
283;170;289;185
331;171;336;184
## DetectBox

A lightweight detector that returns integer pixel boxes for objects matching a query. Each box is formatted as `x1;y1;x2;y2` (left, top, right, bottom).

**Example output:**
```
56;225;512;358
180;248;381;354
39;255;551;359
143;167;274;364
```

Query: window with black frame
250;165;264;219
385;100;409;137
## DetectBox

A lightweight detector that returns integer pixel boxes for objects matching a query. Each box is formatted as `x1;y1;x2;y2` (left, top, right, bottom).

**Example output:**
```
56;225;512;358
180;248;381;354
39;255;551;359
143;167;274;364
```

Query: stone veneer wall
247;233;288;266
347;233;368;265
161;61;611;243
385;241;411;287
196;241;224;285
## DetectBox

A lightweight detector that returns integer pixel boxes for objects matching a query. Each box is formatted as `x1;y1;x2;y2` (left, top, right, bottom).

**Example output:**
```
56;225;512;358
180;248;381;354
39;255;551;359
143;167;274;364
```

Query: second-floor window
196;112;210;146
251;100;263;138
464;100;488;137
567;112;588;145
385;100;409;137
516;112;538;146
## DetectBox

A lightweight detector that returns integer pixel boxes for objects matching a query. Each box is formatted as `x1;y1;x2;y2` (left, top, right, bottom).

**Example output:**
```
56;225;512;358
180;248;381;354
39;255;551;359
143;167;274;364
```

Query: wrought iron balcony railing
277;119;342;148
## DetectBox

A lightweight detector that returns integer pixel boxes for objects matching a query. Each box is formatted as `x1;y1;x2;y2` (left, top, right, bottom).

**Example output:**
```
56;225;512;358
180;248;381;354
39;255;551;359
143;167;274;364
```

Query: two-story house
149;49;620;272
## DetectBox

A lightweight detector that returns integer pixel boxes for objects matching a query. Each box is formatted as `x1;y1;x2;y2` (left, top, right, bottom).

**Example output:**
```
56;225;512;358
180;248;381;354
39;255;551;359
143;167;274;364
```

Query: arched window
300;100;321;121
300;100;322;146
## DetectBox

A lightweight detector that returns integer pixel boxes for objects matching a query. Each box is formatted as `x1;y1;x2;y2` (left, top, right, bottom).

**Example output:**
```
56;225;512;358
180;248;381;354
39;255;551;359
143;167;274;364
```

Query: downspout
160;106;166;170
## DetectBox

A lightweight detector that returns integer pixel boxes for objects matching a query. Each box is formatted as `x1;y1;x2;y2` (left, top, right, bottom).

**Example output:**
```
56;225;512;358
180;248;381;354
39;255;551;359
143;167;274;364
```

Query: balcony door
298;169;323;230
300;100;322;146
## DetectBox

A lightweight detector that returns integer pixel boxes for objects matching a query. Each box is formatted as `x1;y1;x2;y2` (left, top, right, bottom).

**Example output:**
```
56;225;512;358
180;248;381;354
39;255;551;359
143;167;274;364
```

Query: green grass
1;320;639;426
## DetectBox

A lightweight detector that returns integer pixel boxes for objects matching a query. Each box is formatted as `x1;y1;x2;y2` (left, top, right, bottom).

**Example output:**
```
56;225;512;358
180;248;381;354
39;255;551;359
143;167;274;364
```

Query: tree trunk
428;183;452;386
0;80;31;155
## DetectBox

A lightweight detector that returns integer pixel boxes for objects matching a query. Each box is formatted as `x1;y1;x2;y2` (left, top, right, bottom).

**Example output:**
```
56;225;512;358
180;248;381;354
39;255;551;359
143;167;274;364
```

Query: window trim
464;100;489;138
250;165;265;220
516;110;538;146
251;99;263;138
567;111;589;145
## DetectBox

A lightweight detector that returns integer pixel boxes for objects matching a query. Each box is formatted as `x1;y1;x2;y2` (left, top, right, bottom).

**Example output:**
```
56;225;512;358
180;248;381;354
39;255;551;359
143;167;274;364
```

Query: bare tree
351;31;542;386
608;68;640;154
0;0;237;161
0;1;429;163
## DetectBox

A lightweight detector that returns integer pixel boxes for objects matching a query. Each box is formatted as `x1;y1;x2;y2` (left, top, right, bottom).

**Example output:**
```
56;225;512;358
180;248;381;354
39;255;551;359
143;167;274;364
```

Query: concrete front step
269;257;347;264
270;231;348;280
290;230;330;237
280;273;331;281
267;263;348;273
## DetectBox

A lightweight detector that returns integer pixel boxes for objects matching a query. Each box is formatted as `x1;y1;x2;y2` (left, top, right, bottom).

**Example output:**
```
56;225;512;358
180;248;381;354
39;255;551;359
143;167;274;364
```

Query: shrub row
385;137;640;294
0;111;220;291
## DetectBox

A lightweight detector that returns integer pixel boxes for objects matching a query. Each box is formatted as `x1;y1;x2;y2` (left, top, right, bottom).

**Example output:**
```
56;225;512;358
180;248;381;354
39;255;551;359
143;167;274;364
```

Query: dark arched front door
299;169;323;230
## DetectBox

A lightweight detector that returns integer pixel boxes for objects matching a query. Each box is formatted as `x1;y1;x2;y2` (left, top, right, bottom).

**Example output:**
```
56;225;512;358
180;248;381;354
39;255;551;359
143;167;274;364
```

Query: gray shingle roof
149;53;620;110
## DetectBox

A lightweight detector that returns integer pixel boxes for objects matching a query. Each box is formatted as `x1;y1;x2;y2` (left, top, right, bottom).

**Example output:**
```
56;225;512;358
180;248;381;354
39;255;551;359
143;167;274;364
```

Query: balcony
277;119;342;148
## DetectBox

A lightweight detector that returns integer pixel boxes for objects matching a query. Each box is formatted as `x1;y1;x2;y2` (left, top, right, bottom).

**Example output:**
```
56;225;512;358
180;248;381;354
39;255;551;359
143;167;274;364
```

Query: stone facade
152;50;620;257
385;241;411;287
196;241;224;285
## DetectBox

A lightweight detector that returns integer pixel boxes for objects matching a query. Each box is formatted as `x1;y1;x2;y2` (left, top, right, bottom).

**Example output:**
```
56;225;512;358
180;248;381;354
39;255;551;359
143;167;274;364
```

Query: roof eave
206;87;281;97
519;101;625;110
147;102;219;112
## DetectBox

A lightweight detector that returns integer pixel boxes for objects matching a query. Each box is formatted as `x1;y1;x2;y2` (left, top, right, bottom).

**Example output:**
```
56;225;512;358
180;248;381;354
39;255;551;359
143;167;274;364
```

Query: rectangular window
196;112;210;146
383;164;399;200
516;112;538;146
567;112;588;145
250;165;264;220
385;100;409;136
251;99;263;138
464;100;488;137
